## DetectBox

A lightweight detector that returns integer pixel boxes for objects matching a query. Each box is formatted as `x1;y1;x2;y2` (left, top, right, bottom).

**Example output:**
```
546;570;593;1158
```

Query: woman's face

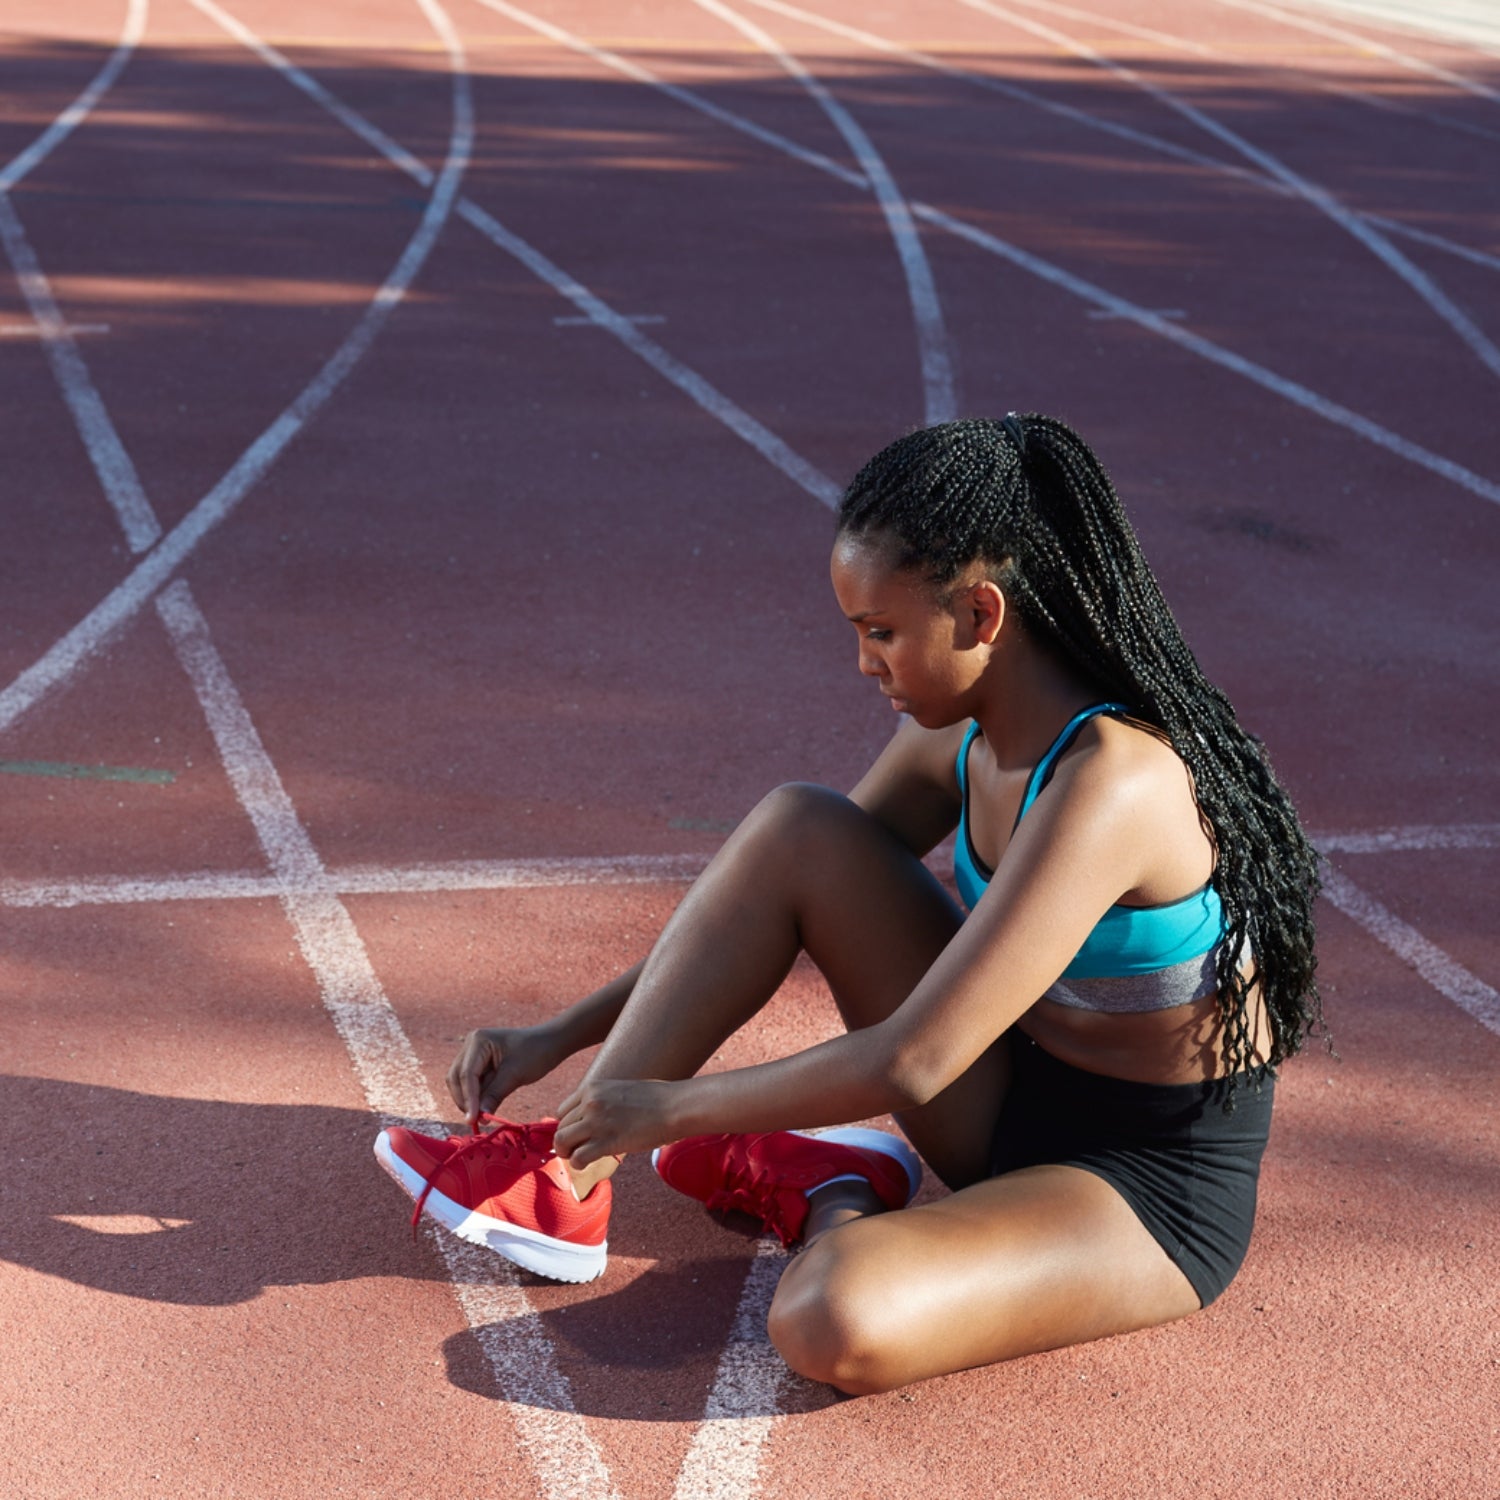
829;533;1001;728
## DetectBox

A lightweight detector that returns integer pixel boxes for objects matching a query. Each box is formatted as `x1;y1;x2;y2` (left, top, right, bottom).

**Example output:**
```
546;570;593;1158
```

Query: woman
375;413;1323;1395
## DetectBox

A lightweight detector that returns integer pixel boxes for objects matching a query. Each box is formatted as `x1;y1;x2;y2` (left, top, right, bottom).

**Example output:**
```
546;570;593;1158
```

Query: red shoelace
409;1115;558;1236
702;1152;804;1245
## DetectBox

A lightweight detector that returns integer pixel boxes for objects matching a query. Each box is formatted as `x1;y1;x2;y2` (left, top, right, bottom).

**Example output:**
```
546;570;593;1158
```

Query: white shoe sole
651;1126;923;1205
373;1131;607;1284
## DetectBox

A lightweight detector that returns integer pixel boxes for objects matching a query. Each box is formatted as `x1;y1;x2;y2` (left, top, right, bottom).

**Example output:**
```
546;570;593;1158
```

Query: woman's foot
374;1116;610;1283
652;1127;922;1246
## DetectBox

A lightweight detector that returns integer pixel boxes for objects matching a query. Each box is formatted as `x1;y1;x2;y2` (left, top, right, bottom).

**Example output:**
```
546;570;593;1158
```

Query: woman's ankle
803;1178;885;1244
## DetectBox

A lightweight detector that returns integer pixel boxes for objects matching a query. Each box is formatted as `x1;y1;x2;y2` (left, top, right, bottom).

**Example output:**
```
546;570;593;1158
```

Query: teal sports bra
954;705;1229;1009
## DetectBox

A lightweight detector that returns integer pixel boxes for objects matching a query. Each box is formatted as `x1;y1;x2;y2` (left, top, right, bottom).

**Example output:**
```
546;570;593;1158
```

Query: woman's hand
447;1025;566;1130
554;1078;678;1168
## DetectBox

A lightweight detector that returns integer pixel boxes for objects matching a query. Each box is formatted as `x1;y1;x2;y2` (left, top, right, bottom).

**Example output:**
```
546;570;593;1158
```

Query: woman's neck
968;630;1110;771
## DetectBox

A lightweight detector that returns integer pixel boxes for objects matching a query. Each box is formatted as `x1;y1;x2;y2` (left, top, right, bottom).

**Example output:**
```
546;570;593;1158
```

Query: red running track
1;0;1497;1495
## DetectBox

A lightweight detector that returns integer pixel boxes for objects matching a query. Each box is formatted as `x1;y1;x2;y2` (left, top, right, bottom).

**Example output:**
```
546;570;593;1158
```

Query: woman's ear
967;578;1006;646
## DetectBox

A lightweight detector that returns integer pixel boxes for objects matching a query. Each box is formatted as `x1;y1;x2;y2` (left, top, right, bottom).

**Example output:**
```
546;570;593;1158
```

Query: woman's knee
742;782;856;844
767;1237;907;1397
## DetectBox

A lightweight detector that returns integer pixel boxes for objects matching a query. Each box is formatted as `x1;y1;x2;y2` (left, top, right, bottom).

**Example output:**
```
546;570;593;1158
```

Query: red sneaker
652;1127;921;1247
374;1116;609;1283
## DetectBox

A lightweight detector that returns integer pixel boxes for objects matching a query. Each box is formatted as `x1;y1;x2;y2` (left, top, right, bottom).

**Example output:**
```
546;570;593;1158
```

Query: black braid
839;415;1325;1094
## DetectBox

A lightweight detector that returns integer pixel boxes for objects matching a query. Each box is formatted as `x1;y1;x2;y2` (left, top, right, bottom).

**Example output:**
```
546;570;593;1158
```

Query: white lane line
155;579;621;1500
672;1239;796;1500
990;0;1500;147
0;24;1492;782
734;0;1497;277
0;194;161;551
468;0;868;190
554;312;666;326
912;200;1500;506
1088;307;1184;321
690;0;957;423
453;196;843;507
0;322;111;337
0;854;709;908
1284;0;1500;53
1320;865;1500;1036
1314;823;1500;854
185;1;845;514
5;825;1496;910
185;0;437;185
1207;0;1500;104
8;0;1499;751
241;0;1500;514
0;0;148;193
0;0;474;739
959;0;1500;387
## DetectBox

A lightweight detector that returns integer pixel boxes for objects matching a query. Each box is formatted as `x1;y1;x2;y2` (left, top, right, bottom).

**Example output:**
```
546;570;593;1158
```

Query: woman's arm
848;716;967;856
553;732;1157;1165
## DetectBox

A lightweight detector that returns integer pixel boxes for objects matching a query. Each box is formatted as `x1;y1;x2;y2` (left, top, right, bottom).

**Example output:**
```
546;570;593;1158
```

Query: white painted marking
0;0;148;193
1088;307;1185;321
470;1;1500;499
913;199;1500;506
1284;0;1500;52
0;0;474;737
672;1238;797;1498
1320;865;1500;1036
0;854;709;909
1210;0;1500;101
690;0;957;423
454;195;844;507
994;0;1500;148
1313;823;1500;854
0;322;111;337
959;0;1500;386
6;0;1499;754
0;0;156;552
469;0;868;190
0;195;161;552
186;0;437;185
735;0;1497;277
554;312;666;326
154;579;621;1500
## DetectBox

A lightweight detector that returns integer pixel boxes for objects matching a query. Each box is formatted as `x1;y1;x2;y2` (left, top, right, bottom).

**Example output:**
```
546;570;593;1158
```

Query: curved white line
996;0;1500;147
957;0;1500;386
194;0;1500;510
917;199;1500;506
689;0;957;424
0;0;158;551
0;0;148;192
205;0;846;507
455;0;1500;505
1208;0;1500;104
734;0;1498;280
0;0;475;738
470;0;867;188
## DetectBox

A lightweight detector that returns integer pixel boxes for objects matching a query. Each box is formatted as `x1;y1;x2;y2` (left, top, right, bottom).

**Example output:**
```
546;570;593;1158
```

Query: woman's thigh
768;1165;1201;1395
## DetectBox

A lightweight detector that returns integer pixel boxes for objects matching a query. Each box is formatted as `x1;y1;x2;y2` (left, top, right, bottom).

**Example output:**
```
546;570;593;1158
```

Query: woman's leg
582;782;1004;1188
769;1165;1203;1395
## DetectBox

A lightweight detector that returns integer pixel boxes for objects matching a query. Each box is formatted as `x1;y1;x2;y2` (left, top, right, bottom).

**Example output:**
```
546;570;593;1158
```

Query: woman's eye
865;628;891;642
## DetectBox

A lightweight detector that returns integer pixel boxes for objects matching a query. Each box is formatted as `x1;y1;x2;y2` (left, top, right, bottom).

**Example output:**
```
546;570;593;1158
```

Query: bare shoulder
849;716;972;857
1048;713;1213;898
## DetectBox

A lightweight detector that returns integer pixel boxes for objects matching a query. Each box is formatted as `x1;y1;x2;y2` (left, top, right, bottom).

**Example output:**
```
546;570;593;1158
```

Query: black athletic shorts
989;1031;1275;1307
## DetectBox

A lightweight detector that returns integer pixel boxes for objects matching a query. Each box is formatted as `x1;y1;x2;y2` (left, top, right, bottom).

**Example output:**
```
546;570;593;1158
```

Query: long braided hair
838;414;1324;1085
